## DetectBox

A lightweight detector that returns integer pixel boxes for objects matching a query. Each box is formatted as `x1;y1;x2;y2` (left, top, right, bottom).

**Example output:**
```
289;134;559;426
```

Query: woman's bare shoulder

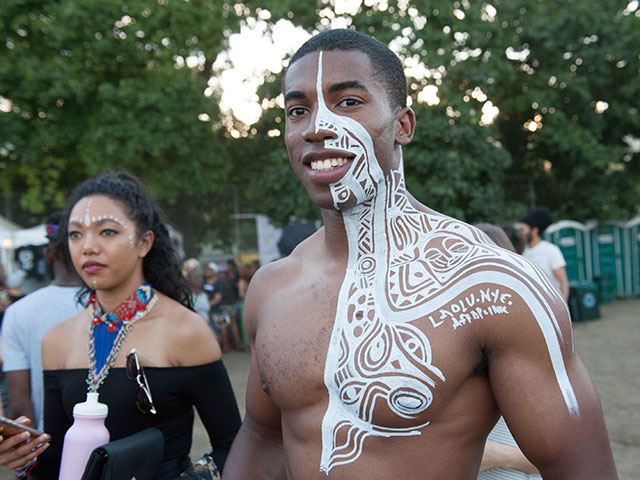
153;294;221;366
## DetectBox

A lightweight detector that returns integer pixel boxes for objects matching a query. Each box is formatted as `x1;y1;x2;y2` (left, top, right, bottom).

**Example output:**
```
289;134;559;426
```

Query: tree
238;0;640;225
0;0;252;253
3;1;638;252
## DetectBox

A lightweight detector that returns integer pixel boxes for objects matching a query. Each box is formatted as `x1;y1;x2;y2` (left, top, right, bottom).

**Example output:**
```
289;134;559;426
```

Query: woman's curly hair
63;171;193;310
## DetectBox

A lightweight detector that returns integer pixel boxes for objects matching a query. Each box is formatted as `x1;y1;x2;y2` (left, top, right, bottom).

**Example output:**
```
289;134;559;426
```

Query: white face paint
70;198;130;231
316;53;579;474
313;52;385;210
83;198;92;227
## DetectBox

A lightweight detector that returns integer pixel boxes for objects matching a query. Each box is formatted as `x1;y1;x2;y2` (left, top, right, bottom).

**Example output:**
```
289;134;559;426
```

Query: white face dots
83;199;93;227
70;196;130;230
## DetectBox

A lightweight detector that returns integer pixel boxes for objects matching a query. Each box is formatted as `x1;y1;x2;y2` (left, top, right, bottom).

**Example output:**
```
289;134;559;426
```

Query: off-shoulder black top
32;360;241;479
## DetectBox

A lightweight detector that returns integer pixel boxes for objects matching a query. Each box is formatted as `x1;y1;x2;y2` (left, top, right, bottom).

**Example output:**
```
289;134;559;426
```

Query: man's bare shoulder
251;230;323;293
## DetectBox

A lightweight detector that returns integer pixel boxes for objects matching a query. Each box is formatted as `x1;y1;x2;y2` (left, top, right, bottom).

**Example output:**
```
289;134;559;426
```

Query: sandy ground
2;298;638;478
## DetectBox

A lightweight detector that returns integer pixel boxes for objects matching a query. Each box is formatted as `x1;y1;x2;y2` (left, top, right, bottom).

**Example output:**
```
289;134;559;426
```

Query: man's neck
528;236;542;248
321;208;351;262
51;264;81;287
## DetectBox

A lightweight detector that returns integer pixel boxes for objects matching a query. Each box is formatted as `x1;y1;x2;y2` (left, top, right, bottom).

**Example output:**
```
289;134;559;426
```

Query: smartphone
0;416;43;438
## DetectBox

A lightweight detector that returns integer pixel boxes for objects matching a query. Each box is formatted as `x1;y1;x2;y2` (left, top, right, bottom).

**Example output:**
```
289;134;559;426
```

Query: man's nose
302;108;338;143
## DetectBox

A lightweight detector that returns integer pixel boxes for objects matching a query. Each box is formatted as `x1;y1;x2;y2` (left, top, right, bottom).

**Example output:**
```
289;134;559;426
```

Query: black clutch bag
81;427;164;480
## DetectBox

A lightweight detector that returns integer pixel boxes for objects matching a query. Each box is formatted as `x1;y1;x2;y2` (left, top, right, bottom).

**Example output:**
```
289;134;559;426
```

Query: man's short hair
521;207;554;234
287;29;407;111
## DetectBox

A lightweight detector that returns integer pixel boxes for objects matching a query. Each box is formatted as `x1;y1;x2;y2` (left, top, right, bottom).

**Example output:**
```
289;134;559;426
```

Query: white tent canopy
1;216;47;274
1;224;47;249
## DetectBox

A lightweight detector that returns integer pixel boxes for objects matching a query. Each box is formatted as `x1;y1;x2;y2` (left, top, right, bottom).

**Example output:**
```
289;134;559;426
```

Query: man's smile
310;157;349;172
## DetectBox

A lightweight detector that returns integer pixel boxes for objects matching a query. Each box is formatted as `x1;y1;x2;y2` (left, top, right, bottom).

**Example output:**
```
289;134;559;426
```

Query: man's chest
253;279;487;417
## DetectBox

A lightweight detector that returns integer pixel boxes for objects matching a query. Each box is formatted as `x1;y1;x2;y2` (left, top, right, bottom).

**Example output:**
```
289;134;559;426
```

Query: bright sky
209;19;311;127
210;2;451;131
211;0;639;134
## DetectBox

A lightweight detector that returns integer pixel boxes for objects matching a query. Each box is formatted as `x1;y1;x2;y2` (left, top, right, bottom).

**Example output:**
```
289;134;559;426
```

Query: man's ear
138;231;155;259
394;106;416;146
44;246;55;265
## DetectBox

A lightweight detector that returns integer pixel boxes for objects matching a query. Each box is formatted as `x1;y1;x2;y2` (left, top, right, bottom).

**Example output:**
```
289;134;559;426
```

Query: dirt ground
2;298;637;478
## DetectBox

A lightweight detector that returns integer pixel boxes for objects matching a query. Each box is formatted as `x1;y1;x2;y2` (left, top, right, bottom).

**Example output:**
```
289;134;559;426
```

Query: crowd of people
0;29;617;480
182;258;257;352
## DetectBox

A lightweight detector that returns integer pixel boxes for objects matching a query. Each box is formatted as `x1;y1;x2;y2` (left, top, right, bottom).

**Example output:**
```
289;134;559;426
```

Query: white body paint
314;52;579;474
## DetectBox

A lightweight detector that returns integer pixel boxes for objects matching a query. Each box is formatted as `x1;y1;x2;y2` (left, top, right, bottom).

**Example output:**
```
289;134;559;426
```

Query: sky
209;19;311;127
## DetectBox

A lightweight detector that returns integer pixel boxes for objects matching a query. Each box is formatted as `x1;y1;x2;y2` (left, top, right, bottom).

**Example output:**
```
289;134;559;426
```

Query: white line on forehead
316;52;324;99
315;51;326;135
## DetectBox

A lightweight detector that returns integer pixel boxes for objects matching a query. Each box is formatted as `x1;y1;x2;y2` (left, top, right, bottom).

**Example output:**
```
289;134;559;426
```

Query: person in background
475;223;541;480
519;207;569;301
0;263;12;322
208;264;236;315
500;223;526;255
225;260;240;302
182;258;211;324
202;262;217;299
1;211;83;430
0;263;9;416
208;263;241;351
0;172;241;479
236;262;258;349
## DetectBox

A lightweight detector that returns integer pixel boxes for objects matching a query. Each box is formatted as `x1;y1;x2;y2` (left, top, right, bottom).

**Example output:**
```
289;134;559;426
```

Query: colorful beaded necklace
86;283;157;392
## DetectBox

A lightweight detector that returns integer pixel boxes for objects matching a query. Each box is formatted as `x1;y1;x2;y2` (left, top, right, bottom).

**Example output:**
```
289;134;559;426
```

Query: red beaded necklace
86;284;157;392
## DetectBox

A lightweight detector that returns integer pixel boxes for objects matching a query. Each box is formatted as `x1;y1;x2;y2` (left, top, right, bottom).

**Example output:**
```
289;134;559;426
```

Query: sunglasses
126;349;157;415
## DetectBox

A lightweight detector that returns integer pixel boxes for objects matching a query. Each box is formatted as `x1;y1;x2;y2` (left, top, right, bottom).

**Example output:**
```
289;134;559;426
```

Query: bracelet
14;456;37;478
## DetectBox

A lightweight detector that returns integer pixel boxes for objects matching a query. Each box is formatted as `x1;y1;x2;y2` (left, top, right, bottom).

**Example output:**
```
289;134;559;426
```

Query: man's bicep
224;353;285;479
489;312;616;478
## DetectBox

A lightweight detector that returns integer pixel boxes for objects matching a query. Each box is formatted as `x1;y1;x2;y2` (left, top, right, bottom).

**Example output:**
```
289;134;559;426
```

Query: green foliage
3;0;639;253
0;0;248;253
242;0;640;225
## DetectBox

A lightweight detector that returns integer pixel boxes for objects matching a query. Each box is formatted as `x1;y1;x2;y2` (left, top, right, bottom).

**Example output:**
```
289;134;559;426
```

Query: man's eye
339;98;361;107
288;107;307;117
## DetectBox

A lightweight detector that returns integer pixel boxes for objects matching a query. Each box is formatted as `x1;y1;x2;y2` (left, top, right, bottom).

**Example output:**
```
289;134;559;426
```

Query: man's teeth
310;158;349;171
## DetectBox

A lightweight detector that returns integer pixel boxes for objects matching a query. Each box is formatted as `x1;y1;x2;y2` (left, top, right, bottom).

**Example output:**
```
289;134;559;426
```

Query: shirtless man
223;29;617;479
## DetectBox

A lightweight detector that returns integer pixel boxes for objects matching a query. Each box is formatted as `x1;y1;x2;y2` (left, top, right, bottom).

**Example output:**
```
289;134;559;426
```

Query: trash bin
568;283;600;322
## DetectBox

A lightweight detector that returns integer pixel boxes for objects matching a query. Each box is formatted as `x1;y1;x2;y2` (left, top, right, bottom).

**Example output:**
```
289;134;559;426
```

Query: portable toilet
544;220;594;284
591;222;626;302
626;216;640;297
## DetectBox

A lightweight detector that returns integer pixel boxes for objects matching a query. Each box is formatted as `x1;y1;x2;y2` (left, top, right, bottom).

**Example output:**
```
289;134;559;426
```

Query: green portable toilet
544;221;594;284
626;216;640;297
591;222;626;302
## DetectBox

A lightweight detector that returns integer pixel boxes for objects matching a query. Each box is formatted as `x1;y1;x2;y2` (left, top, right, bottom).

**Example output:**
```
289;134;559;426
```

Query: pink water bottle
58;392;109;480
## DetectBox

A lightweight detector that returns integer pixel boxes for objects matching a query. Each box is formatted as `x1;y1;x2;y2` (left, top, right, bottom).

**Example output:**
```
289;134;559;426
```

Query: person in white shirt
519;207;569;301
1;211;82;430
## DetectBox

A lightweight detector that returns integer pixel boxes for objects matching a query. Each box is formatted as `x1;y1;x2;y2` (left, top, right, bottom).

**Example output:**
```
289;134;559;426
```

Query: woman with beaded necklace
0;172;241;479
